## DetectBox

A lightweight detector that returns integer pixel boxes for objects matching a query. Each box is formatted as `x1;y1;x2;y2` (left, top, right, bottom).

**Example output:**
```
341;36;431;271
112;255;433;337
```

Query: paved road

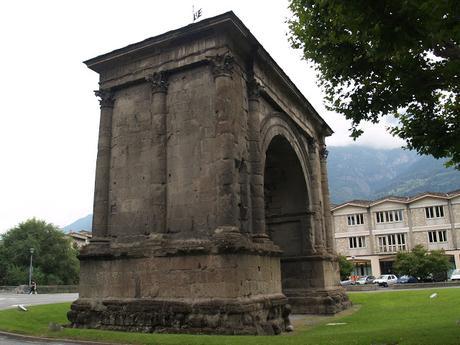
0;293;81;344
0;334;82;345
346;284;460;293
0;293;78;310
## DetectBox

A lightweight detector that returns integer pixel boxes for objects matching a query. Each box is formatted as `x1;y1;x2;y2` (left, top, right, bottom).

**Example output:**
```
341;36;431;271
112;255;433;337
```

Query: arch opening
264;135;312;290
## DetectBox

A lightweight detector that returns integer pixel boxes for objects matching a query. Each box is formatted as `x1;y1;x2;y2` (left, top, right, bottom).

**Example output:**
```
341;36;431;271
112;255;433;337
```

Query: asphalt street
346;284;460;293
0;293;78;310
0;293;80;344
0;334;83;345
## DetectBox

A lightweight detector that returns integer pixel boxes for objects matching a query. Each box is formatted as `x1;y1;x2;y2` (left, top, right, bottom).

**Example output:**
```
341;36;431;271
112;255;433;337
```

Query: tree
0;218;79;285
394;244;451;281
338;254;354;280
288;0;460;168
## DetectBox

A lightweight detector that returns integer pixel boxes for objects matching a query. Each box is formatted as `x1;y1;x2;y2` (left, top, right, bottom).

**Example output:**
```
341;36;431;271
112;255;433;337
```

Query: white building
332;190;460;277
67;230;92;249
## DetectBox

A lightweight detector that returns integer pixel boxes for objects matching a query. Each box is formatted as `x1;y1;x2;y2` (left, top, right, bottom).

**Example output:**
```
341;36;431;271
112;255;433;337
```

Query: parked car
373;274;398;287
450;269;460;281
356;275;375;285
396;275;418;284
340;279;355;286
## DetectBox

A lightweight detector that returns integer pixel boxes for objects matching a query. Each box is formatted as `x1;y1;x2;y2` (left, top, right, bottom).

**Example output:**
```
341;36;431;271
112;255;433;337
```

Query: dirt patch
285;305;361;334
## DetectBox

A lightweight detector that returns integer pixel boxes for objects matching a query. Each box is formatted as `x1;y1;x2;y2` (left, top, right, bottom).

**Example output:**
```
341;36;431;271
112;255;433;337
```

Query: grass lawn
0;289;459;345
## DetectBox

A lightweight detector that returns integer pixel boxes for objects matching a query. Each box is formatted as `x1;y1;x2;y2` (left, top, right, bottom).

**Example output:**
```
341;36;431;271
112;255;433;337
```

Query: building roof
331;189;460;211
447;189;460;196
331;200;371;211
67;231;92;240
369;195;409;207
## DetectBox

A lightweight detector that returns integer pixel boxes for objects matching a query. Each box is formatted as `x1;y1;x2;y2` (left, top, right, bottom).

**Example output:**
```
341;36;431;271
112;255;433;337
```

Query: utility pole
28;247;34;286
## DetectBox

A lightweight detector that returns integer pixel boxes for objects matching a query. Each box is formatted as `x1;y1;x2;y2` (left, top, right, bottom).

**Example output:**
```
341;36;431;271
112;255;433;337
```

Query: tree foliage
394;244;451;281
0;218;79;285
288;0;460;168
338;254;354;280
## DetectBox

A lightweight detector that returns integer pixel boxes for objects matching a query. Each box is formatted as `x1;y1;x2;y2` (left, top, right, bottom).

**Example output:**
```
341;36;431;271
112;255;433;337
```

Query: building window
428;230;447;243
425;206;444;219
377;233;407;253
375;210;403;223
347;213;364;226
349;236;366;249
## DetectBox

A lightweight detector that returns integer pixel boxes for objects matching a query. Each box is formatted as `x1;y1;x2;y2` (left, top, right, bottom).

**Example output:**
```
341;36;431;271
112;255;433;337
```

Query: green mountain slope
328;146;460;204
374;155;460;198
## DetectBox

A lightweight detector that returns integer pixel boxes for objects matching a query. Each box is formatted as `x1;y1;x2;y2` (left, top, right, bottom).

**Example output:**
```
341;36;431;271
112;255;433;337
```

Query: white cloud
325;115;406;149
0;0;402;233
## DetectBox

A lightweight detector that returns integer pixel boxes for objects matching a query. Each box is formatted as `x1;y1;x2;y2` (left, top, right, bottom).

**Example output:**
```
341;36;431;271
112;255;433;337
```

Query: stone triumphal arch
68;12;350;335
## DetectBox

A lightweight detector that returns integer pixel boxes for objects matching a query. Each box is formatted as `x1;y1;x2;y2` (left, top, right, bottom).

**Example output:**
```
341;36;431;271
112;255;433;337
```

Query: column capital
94;89;114;108
319;144;329;160
307;137;318;154
247;78;262;101
314;244;327;255
146;71;169;94
208;52;234;78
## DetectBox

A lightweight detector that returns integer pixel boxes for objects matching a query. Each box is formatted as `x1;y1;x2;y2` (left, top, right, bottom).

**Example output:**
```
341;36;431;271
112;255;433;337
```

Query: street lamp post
28;247;34;286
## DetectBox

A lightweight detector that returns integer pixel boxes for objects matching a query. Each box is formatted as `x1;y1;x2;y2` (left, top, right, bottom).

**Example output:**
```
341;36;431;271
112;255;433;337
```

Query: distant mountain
328;146;460;204
62;214;92;233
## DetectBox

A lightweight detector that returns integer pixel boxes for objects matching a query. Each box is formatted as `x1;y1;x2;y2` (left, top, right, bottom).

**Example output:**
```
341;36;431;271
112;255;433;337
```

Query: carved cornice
146;71;169;94
208;52;234;78
247;78;262;100
94;89;114;108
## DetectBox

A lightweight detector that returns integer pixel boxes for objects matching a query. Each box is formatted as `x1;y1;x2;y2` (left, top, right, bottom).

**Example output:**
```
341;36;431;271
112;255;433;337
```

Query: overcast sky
0;0;404;233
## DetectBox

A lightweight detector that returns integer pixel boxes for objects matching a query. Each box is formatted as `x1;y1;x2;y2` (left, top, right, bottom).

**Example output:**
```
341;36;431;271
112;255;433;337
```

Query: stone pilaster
366;207;375;254
146;72;168;234
406;205;414;250
307;138;325;253
319;141;334;253
210;53;238;229
92;89;114;241
247;79;269;242
447;199;458;249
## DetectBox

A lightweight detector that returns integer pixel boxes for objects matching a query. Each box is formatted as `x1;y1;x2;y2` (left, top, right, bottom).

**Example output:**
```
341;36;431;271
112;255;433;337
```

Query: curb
0;330;125;345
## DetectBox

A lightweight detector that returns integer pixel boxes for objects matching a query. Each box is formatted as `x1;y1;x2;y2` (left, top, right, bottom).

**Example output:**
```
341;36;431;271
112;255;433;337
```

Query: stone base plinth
280;254;351;314
68;234;290;335
68;294;289;335
284;288;351;314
